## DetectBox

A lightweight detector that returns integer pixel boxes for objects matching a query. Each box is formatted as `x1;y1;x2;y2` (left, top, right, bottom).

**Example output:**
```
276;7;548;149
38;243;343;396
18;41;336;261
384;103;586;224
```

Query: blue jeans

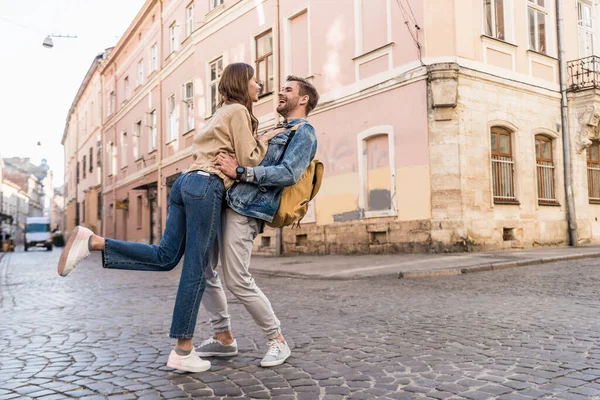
102;171;225;339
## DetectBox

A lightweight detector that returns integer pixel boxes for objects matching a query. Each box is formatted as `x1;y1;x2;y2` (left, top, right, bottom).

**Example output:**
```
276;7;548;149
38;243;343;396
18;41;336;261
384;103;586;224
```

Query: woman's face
248;75;262;102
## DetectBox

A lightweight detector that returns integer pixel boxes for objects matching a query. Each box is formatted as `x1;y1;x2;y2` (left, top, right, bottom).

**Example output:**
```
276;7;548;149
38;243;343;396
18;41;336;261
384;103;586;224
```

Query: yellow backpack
267;124;324;228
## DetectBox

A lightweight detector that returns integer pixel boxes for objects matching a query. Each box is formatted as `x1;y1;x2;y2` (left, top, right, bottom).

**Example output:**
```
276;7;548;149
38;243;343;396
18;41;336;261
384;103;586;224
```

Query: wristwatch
235;166;246;182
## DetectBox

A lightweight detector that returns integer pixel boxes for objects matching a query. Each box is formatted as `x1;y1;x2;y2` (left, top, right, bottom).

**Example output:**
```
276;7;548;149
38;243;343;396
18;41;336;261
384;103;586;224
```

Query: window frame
186;2;194;37
490;126;519;204
208;57;223;116
534;134;558;205
134;120;143;160
167;95;176;142
137;59;144;86
578;0;595;57
170;22;178;53
124;76;130;99
120;131;128;168
150;109;157;151
150;44;158;72
527;0;547;54
483;0;506;41
588;141;600;204
183;81;194;132
356;125;397;218
210;0;224;11
255;30;274;96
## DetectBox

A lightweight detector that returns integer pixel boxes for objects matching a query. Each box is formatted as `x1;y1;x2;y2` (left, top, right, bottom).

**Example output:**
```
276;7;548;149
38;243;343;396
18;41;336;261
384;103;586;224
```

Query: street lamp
42;33;78;49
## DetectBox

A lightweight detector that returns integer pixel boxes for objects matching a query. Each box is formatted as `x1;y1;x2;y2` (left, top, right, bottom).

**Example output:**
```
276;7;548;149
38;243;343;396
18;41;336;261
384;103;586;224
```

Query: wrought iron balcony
568;55;600;92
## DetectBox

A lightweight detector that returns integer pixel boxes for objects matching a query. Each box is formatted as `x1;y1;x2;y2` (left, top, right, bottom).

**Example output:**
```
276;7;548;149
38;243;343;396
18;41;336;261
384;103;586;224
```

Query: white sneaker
167;348;211;373
57;226;93;277
260;339;291;367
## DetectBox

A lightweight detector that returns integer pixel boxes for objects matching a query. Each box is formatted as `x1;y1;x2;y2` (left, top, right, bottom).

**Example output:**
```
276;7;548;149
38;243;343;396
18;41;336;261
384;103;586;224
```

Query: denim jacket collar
276;118;308;129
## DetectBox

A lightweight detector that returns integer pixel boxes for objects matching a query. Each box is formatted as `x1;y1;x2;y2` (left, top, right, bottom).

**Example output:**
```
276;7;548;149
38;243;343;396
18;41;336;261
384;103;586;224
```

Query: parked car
24;217;53;251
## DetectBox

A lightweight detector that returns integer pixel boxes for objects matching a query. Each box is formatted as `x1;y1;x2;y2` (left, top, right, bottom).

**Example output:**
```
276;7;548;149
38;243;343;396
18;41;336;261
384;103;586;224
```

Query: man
198;75;319;367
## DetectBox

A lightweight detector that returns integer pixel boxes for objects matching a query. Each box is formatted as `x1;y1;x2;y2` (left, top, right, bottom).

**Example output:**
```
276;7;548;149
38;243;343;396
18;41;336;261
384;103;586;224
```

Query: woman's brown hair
217;62;259;134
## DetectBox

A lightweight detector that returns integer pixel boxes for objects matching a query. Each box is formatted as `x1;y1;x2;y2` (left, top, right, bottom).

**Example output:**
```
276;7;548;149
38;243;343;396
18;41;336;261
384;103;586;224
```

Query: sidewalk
249;245;600;279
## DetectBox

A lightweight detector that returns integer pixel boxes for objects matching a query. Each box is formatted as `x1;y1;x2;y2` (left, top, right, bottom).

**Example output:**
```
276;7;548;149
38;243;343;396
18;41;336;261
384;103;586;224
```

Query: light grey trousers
202;207;281;340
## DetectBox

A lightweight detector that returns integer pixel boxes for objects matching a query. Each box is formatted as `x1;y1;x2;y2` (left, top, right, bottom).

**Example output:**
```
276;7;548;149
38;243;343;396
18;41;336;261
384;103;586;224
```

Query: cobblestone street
3;249;600;399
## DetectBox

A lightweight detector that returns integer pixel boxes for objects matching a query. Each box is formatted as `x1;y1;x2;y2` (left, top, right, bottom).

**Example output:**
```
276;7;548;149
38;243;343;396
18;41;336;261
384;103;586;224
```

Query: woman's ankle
176;338;194;351
89;235;105;251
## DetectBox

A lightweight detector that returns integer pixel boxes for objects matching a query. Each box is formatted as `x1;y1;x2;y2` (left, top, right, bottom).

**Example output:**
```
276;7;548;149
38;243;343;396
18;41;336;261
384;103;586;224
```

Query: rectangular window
255;30;273;95
82;200;85;223
168;95;176;142
138;60;144;86
121;132;128;167
170;22;178;53
535;135;556;204
109;142;115;175
89;147;93;173
490;127;518;203
183;81;194;132
578;1;594;57
134;121;142;160
528;0;547;54
210;0;223;10
76;162;80;183
83;155;87;179
137;195;143;229
124;76;130;99
151;44;158;71
588;142;600;203
483;0;505;40
186;3;194;37
150;110;157;150
209;58;223;115
97;141;102;167
109;91;116;115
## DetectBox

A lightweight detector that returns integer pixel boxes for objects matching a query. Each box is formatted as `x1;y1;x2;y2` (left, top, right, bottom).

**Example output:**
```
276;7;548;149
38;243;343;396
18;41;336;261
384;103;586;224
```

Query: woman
57;63;267;373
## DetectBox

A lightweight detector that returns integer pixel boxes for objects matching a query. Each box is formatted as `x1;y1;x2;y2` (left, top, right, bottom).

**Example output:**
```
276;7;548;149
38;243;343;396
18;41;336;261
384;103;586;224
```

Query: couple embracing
58;62;320;373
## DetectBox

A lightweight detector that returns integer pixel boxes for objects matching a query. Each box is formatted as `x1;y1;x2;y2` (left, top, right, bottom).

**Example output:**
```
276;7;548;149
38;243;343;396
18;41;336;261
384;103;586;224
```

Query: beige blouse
188;103;267;189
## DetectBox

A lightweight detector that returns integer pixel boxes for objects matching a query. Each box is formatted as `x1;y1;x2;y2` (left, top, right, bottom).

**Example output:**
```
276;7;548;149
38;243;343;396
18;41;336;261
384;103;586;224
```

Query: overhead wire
394;0;425;67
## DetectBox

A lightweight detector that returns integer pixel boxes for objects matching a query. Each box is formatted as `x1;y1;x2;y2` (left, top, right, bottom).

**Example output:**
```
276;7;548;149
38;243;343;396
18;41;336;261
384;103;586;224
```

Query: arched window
357;126;396;217
534;135;557;204
587;141;600;203
490;127;517;203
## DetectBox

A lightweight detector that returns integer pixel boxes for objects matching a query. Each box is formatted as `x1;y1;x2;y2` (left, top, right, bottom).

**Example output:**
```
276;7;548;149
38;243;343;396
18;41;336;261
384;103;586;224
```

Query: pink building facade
63;0;600;254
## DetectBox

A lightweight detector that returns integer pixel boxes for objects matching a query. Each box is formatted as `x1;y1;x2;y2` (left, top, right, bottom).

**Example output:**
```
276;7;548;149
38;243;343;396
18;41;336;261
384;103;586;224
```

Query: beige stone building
64;0;600;255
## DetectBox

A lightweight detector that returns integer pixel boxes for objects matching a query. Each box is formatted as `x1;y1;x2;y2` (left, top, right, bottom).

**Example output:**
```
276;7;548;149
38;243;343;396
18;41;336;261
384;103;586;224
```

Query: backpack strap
276;123;306;164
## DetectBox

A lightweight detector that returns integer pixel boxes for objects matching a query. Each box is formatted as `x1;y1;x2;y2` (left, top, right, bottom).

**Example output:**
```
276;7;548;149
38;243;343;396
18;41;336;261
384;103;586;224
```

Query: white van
25;217;53;251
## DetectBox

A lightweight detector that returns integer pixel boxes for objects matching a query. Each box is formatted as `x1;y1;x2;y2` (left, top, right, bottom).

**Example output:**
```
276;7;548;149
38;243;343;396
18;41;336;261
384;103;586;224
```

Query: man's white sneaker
58;226;94;277
260;339;291;367
167;348;211;373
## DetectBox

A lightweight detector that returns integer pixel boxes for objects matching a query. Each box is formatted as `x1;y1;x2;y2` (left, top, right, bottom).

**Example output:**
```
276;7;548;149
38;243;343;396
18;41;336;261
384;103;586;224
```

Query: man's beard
277;96;299;117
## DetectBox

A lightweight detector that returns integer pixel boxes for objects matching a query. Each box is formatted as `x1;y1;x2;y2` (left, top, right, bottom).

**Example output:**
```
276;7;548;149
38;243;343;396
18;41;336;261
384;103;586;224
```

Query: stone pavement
249;245;600;279
3;247;600;399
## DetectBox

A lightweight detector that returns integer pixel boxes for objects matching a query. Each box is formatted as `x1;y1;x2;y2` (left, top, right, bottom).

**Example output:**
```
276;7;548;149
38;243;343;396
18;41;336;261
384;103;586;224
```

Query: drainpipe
273;0;283;256
556;0;578;246
157;0;164;241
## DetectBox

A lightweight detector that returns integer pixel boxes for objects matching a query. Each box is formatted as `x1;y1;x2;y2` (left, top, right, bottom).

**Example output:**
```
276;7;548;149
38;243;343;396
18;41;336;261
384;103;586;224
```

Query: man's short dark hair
286;75;319;116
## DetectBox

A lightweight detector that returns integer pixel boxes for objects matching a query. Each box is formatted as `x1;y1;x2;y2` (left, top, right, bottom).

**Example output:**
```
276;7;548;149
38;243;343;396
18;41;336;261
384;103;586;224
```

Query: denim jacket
227;118;317;222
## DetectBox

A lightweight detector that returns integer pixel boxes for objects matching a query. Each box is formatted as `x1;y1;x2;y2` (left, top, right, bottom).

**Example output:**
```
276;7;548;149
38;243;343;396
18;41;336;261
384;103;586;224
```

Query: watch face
236;166;245;174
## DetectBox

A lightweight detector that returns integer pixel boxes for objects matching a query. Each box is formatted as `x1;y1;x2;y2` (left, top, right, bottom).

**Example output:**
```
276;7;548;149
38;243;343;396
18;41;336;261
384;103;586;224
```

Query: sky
0;0;147;187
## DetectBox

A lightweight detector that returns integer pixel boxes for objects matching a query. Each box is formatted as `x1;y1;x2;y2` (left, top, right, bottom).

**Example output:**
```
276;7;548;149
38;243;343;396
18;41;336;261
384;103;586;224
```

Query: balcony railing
567;55;600;92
